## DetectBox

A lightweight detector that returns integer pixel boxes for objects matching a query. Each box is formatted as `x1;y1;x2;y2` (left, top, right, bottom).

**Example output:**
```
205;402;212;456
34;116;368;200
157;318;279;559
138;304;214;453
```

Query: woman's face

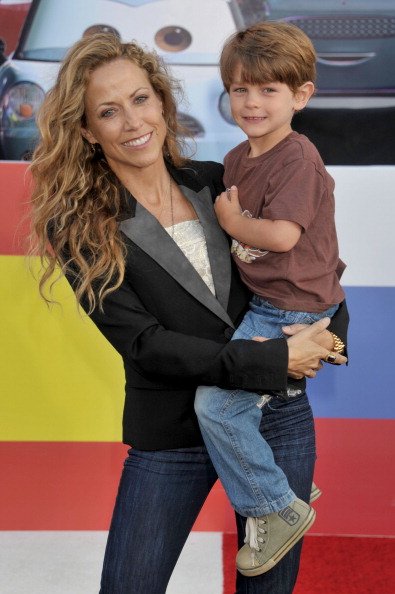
82;58;167;176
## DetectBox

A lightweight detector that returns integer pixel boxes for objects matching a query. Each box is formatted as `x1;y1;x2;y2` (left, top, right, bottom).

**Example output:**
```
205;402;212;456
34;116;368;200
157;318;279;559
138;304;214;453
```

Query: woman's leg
235;393;316;594
99;446;218;594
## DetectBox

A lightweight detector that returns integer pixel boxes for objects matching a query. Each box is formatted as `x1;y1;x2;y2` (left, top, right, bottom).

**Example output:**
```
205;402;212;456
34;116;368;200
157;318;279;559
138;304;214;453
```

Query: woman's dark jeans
99;393;316;594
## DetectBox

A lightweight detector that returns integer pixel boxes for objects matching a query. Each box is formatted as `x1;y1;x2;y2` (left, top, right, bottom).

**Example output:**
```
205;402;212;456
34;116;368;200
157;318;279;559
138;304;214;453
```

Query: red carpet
223;534;395;593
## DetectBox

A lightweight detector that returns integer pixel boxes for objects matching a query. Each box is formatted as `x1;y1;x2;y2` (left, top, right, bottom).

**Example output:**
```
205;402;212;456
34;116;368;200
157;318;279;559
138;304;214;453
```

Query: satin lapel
180;185;232;315
119;201;234;327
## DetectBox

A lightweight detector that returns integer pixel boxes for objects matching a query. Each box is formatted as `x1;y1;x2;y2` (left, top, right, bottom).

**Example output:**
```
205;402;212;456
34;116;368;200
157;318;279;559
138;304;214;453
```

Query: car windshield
263;0;394;11
15;0;237;64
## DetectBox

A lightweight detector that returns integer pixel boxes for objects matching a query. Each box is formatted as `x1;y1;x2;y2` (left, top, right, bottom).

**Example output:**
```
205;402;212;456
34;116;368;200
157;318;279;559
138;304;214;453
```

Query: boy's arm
215;186;301;252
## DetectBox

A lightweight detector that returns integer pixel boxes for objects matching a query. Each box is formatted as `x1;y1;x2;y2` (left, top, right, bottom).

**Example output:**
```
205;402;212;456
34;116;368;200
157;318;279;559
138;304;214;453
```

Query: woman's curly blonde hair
30;33;187;312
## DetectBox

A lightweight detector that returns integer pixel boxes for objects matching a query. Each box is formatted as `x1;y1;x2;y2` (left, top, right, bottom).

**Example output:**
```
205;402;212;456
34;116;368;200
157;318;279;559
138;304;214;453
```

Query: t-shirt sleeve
263;159;326;230
223;152;232;188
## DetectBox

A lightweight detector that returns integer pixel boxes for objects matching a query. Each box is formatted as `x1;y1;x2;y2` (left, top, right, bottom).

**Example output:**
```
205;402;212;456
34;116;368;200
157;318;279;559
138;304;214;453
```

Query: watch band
330;332;345;354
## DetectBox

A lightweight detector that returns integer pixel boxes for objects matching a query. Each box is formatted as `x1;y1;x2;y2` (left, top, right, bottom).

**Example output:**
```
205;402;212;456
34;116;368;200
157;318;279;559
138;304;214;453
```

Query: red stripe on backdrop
0;442;127;530
222;533;395;594
313;418;394;536
0;419;394;534
222;533;238;594
0;161;30;255
0;441;234;531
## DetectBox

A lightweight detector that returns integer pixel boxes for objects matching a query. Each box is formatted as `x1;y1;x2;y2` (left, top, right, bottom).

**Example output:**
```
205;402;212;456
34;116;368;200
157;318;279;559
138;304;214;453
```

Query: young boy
194;21;346;577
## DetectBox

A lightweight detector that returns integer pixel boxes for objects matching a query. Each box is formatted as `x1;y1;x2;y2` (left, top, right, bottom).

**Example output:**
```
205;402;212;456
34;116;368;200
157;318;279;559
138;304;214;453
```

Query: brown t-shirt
223;131;345;312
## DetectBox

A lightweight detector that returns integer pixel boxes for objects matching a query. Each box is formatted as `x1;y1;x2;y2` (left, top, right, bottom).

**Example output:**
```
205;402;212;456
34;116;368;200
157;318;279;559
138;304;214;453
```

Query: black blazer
69;159;348;450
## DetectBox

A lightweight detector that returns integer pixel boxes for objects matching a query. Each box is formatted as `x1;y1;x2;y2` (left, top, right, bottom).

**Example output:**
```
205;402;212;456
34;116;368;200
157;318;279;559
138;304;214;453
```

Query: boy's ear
294;82;315;111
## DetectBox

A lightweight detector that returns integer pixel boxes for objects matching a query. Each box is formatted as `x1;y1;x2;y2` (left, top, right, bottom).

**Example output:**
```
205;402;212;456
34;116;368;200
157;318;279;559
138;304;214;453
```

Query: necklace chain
168;176;174;238
142;175;174;235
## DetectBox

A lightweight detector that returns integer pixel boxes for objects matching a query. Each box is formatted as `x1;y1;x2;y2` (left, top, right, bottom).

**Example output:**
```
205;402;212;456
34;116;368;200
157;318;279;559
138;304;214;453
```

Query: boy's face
228;64;313;155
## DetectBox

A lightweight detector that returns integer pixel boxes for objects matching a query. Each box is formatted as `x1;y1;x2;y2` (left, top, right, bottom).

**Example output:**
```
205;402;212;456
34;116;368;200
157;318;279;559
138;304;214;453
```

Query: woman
30;34;348;594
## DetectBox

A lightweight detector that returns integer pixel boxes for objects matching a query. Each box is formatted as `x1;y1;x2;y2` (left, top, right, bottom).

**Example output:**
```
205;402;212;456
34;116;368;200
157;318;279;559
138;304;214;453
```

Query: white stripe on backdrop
0;531;224;594
329;166;395;287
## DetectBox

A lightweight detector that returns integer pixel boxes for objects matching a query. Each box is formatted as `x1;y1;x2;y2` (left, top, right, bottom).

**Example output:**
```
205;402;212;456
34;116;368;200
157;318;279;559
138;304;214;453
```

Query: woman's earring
90;143;103;157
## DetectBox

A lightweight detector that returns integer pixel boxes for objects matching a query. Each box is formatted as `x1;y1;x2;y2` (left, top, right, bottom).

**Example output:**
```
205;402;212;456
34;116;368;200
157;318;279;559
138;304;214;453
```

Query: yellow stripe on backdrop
1;256;124;441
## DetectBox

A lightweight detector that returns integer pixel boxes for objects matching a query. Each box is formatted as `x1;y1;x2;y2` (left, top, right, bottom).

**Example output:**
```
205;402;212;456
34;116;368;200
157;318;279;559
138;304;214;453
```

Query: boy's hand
214;185;243;232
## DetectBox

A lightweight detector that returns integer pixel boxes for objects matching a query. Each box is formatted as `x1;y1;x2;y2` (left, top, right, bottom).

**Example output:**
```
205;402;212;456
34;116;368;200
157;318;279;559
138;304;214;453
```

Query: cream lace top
165;219;216;295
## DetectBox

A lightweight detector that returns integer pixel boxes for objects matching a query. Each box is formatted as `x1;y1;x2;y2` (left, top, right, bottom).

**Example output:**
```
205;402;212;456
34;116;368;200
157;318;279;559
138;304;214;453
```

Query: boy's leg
195;300;317;577
99;446;218;594
195;298;296;516
235;392;316;593
195;385;295;516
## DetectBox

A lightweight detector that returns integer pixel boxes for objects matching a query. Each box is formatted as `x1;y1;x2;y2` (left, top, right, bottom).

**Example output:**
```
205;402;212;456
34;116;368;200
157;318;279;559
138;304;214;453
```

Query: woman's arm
327;300;349;351
65;260;343;391
71;271;290;392
282;300;350;358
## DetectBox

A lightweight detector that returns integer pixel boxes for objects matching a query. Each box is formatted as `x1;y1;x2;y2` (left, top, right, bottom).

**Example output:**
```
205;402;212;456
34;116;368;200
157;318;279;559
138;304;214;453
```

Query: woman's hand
282;322;334;351
285;318;347;379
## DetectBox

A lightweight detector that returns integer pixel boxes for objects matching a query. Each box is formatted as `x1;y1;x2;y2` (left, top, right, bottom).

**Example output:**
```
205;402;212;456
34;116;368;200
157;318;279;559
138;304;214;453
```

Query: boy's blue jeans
100;394;316;594
195;295;338;517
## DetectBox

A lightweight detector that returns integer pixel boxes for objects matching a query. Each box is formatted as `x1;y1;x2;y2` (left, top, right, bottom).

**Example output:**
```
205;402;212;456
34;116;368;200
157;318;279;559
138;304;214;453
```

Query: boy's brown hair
220;21;316;93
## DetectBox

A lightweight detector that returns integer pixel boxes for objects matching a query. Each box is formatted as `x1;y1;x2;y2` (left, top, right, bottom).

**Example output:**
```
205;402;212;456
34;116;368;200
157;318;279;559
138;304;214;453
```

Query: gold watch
330;332;345;354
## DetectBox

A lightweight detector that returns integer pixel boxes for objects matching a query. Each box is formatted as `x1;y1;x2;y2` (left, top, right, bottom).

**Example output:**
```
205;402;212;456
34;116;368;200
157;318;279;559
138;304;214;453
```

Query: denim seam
221;418;295;516
218;390;295;515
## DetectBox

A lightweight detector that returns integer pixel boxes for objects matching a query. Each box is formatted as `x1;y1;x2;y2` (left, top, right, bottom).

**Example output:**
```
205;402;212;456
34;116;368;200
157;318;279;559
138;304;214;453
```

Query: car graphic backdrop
0;0;394;163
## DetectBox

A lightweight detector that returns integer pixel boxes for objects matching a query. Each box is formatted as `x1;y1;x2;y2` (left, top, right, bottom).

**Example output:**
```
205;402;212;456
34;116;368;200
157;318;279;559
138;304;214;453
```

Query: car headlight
218;91;236;126
1;82;45;126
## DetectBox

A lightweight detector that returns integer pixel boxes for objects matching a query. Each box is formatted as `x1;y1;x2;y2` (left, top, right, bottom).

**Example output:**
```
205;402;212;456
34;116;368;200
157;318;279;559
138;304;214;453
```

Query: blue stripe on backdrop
309;286;394;420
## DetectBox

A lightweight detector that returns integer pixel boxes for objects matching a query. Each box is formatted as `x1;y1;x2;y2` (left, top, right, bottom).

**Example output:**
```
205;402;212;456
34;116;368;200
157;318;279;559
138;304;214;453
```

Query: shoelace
244;517;267;551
